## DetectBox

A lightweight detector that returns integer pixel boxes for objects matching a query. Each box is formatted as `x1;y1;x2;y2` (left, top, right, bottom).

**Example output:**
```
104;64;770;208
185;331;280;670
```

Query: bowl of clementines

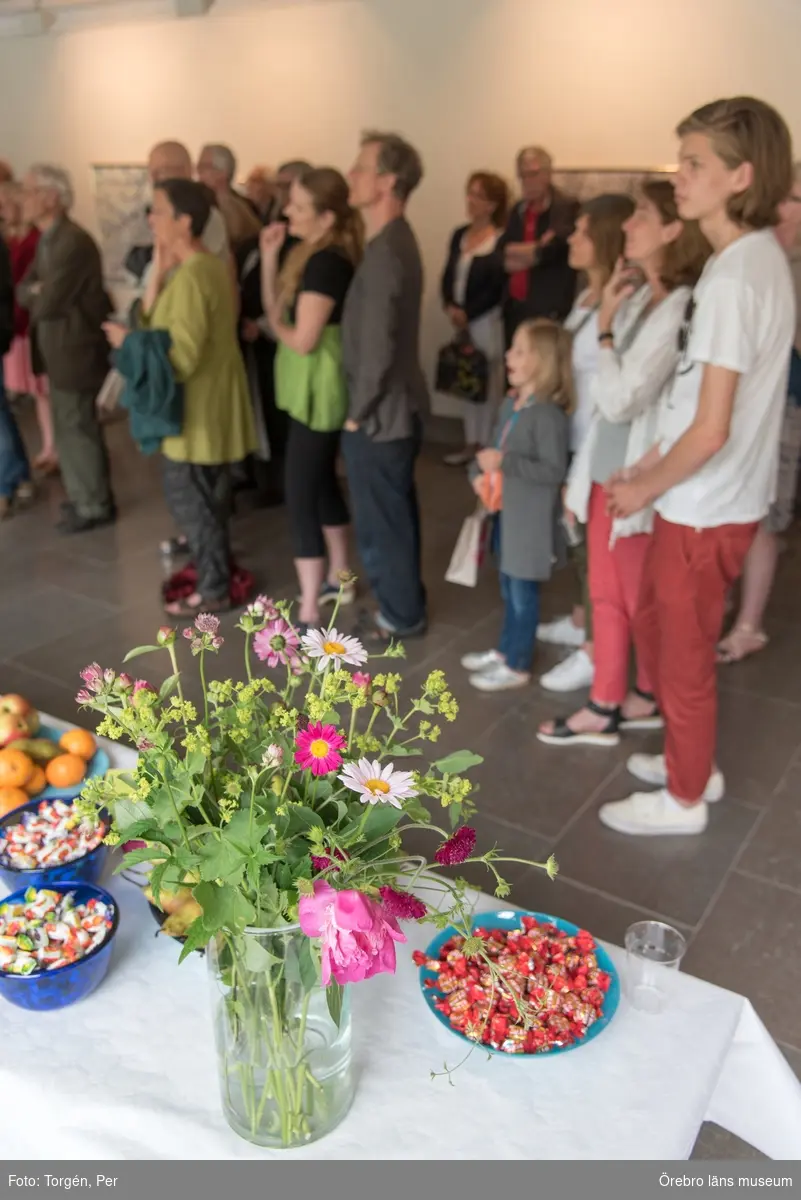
0;725;110;819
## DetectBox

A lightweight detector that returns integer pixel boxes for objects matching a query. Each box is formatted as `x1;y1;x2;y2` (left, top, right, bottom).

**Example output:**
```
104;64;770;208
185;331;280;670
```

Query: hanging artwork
91;164;150;284
552;167;675;202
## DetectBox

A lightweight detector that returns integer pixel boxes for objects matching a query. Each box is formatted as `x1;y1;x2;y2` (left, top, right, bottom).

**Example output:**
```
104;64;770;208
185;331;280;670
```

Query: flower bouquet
76;590;557;1149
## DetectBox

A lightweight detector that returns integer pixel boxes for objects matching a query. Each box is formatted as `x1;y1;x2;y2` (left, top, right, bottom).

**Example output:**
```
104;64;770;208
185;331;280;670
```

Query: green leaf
416;699;434;715
434;750;484;775
178;915;210;962
197;837;247;885
194;882;256;935
243;935;280;973
326;982;345;1029
112;796;152;833
122;644;162;663
184;749;207;777
321;710;340;726
117;845;169;870
297;936;319;991
159;672;182;703
287;806;324;835
386;745;422;757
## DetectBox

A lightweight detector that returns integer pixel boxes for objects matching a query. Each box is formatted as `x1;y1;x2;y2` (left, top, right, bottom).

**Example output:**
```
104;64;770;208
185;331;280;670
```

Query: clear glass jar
207;924;354;1148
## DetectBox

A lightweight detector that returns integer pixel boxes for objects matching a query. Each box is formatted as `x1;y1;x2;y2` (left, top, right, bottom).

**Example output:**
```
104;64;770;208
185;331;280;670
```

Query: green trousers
50;388;114;519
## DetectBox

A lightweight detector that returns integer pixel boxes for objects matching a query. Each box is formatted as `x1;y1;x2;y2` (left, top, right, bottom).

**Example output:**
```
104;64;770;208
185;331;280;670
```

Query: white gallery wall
0;0;800;412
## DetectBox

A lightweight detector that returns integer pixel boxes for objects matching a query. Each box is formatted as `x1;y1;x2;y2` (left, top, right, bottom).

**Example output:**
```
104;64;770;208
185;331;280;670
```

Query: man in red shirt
501;146;579;346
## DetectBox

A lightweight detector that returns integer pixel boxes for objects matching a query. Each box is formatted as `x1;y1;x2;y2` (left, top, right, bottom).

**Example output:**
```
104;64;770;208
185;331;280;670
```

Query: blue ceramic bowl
0;882;119;1011
36;723;110;802
418;909;621;1056
0;796;109;893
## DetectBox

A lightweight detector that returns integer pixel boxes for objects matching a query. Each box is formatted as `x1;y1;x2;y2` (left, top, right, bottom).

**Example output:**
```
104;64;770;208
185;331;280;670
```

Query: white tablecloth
2;721;800;1160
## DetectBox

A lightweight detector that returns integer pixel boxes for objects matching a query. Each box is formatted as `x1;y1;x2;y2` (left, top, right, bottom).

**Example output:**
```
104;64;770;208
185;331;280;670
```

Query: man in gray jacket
342;131;429;640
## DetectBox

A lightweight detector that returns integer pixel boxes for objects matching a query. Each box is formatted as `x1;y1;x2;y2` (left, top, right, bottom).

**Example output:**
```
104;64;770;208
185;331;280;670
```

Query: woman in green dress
260;168;363;630
105;178;256;616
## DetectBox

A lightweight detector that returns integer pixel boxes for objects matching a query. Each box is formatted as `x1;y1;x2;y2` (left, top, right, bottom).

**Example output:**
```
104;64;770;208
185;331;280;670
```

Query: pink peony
253;618;301;668
294;722;345;776
299;880;407;986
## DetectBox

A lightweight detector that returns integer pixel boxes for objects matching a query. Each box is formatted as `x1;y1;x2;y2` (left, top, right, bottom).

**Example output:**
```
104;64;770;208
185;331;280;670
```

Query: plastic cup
624;920;686;1014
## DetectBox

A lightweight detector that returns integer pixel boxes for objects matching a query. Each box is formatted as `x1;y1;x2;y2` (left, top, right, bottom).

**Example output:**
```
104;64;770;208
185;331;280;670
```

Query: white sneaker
537;615;586;647
461;648;504;672
627;753;724;804
599;788;708;836
539;649;594;693
469;663;530;692
443;449;474;467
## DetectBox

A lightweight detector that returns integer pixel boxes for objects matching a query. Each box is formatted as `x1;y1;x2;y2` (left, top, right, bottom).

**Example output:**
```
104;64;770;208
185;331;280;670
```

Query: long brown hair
468;171;510;229
580;193;636;286
278;167;364;307
518;318;576;415
640;179;711;290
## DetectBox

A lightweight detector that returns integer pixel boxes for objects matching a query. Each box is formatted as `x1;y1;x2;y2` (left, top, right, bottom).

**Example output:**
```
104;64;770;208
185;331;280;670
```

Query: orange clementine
0;786;29;816
0;748;35;789
24;765;47;797
59;729;97;761
45;754;87;790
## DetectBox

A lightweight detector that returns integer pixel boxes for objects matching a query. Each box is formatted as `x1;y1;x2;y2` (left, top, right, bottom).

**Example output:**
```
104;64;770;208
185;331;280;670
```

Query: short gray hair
203;144;236;182
516;145;554;174
361;130;423;201
29;164;74;210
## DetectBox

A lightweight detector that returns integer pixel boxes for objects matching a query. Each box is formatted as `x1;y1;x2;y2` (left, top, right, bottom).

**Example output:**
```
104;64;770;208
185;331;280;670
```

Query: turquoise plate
36;723;111;802
417;909;621;1056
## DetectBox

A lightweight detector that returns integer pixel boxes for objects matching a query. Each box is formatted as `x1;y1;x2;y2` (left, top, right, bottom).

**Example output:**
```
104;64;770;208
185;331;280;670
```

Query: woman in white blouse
440;171;509;465
538;180;711;746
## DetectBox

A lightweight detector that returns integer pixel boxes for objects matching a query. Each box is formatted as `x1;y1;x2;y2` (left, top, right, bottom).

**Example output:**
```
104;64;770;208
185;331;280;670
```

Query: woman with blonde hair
0;180;55;472
539;179;711;745
260;167;363;629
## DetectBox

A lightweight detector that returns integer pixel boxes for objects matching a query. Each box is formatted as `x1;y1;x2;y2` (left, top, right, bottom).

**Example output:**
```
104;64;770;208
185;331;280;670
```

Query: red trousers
634;515;757;804
588;483;652;706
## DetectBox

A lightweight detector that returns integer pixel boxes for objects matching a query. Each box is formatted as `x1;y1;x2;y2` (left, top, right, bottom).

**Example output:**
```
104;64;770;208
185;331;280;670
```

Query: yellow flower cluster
418;720;442;744
218;795;238;824
95;716;124;741
169;697;198;723
305;694;330;722
182;724;212;756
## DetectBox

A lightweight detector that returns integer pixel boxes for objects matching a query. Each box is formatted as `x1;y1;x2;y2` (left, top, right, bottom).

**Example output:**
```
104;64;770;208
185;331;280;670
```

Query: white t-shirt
655;229;795;528
565;297;599;453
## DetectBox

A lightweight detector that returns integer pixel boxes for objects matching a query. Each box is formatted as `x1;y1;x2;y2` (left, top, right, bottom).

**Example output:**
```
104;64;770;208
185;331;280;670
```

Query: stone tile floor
2;407;800;1160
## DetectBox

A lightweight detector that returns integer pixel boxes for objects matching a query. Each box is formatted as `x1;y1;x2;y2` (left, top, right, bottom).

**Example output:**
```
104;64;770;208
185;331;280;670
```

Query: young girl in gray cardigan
462;319;574;691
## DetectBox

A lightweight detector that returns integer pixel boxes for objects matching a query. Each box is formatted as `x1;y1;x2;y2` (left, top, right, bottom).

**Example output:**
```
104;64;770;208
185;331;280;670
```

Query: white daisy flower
338;758;418;808
301;627;368;671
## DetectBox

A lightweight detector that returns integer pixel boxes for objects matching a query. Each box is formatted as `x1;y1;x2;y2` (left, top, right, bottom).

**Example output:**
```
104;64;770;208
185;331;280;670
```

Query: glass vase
207;924;354;1149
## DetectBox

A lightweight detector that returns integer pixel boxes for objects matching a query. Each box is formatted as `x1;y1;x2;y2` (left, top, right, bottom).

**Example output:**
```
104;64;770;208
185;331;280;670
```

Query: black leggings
285;418;349;558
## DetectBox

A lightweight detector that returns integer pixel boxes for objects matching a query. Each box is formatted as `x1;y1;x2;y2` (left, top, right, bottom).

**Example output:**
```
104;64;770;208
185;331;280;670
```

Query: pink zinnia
253;618;301;668
379;885;427;920
434;826;477;866
294;722;346;776
299;881;407;986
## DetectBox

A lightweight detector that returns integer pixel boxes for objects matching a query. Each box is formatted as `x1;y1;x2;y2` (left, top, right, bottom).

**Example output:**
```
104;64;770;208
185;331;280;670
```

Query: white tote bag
445;503;487;588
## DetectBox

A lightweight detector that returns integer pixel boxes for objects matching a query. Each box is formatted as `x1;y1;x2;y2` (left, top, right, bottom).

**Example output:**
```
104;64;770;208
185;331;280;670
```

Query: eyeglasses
677;295;696;356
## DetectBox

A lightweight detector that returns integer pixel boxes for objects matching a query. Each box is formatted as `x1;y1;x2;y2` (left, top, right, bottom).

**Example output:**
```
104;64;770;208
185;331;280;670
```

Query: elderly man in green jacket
17;164;115;534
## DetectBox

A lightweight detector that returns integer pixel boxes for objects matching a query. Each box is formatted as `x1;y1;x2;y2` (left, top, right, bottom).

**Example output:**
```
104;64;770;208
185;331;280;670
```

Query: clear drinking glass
207;924;354;1148
624;920;687;1014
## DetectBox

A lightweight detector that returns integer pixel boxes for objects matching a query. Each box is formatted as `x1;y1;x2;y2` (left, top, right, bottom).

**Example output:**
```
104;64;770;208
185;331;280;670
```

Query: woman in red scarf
0;181;56;472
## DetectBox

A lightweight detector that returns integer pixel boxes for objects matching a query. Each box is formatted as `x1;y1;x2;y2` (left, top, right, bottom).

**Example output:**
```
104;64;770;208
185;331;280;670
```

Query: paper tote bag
446;505;487;588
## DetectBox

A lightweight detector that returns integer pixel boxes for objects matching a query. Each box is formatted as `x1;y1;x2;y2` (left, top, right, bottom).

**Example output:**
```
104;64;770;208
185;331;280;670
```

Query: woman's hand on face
102;321;127;351
599;256;636;330
260;223;287;261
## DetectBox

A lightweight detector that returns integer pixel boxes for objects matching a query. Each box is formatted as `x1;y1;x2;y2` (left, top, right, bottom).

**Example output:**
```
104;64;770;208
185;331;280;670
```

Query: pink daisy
294;722;346;776
253;618;301;668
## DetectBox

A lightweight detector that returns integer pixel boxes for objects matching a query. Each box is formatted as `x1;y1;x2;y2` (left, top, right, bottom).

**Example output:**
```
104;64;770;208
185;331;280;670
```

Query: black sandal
537;699;621;747
619;688;664;731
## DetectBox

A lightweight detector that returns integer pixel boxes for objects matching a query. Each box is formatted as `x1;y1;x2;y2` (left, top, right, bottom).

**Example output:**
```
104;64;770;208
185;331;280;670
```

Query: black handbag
435;332;489;404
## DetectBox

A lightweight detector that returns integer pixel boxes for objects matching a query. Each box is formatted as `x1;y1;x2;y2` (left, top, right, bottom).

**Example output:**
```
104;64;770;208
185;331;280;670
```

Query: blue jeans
0;369;30;500
498;572;540;671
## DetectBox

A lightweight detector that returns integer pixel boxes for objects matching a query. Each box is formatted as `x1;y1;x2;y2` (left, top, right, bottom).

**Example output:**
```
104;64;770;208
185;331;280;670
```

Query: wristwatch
598;331;614;346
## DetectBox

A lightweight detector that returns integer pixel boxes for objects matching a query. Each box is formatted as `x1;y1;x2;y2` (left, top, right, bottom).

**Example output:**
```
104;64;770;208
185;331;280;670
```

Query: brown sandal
164;592;231;619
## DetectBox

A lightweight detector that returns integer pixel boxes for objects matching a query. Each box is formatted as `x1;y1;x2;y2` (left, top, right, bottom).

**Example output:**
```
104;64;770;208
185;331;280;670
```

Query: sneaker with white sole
598;788;708;836
469;663;530;692
461;648;504;672
297;582;357;608
443;449;475;467
539;648;594;693
627;753;724;803
537;614;586;647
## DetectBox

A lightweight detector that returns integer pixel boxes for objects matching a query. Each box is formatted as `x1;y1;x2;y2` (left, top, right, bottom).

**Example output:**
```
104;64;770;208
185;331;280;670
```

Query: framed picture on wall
552;167;675;202
91;163;150;284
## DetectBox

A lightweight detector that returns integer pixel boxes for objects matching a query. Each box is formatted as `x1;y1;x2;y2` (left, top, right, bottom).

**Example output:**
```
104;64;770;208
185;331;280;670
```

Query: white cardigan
565;284;691;539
